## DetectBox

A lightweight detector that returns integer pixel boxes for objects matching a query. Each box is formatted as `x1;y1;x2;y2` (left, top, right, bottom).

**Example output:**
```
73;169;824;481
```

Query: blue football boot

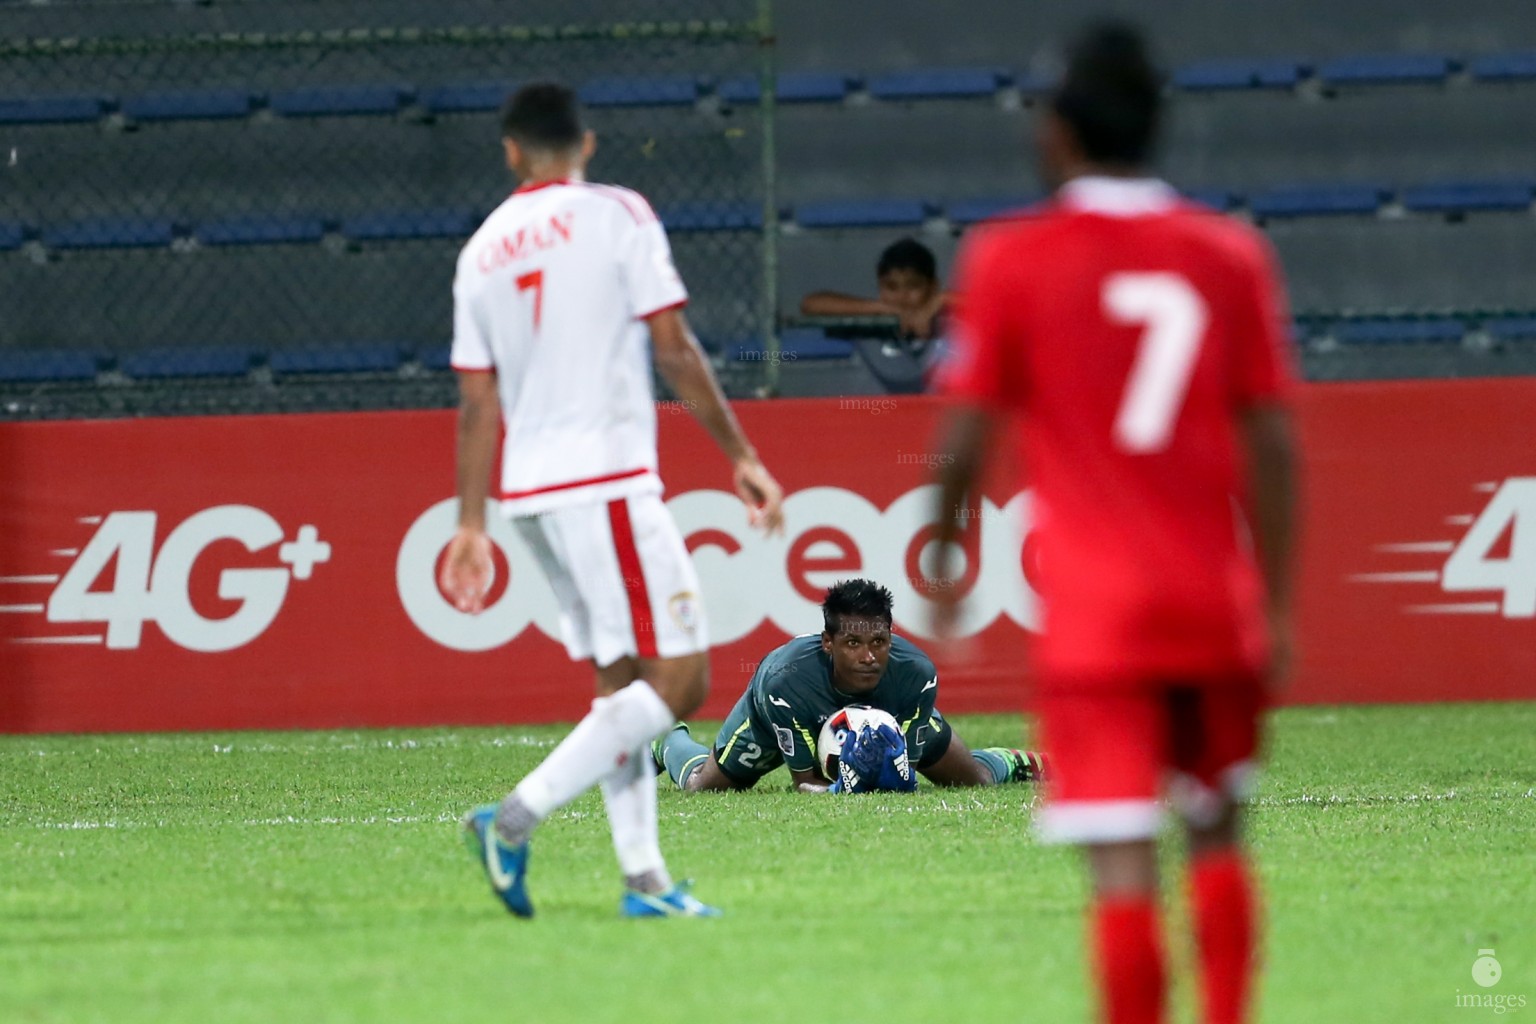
461;804;533;918
620;880;722;919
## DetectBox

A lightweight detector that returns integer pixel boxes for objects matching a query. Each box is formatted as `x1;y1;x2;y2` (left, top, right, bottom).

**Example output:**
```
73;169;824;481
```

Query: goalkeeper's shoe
996;748;1049;784
461;804;533;918
650;723;692;776
620;880;722;919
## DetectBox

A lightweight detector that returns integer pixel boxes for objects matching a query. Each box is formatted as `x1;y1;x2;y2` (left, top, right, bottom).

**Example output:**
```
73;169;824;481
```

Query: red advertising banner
1;381;1532;734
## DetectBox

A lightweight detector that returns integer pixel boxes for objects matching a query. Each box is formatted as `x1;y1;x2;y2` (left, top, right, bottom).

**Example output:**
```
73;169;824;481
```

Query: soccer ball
817;704;901;781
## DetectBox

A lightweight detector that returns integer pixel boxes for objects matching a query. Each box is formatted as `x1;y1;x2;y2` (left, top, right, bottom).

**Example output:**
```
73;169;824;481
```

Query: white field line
1407;602;1502;615
10;635;105;645
1372;541;1456;554
0;575;60;584
0;604;45;613
17;789;1532;832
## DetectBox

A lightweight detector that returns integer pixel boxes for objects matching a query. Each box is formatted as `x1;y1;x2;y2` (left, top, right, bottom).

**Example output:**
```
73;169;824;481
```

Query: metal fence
0;0;776;417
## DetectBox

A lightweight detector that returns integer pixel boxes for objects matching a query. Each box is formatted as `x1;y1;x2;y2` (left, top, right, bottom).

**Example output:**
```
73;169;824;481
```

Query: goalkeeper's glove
834;723;889;793
868;722;917;792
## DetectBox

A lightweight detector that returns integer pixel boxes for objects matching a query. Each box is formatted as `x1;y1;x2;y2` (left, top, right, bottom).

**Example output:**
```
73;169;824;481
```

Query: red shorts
1034;678;1266;845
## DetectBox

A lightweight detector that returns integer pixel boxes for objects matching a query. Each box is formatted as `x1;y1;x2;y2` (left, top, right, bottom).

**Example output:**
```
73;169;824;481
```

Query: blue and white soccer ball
817;704;901;781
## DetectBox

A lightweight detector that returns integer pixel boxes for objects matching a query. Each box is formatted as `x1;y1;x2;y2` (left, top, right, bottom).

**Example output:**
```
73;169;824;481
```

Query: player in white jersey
444;83;785;919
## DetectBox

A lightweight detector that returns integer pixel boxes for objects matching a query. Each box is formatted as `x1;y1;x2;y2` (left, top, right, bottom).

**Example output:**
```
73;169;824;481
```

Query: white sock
601;746;671;890
511;680;676;820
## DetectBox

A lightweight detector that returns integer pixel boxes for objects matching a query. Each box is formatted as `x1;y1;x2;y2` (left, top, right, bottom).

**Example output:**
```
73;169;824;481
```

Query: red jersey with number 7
938;176;1296;686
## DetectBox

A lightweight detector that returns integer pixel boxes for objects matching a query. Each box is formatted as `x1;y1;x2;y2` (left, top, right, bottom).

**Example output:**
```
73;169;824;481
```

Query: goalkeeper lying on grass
653;578;1047;793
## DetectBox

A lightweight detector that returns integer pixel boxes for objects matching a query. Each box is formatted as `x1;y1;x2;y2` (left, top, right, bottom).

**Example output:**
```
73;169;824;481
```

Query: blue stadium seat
732;329;853;362
1333;318;1467;344
42;218;176;250
794;199;929;229
120;346;255;379
268;343;404;375
0;348;100;383
1400;180;1535;214
195;215;326;247
1173;58;1306;90
121;89;253;122
416;342;453;371
578;75;699;108
660;201;763;232
946;196;1035;225
1469;52;1536;82
1484;315;1536;342
341;209;480;242
421;81;518;114
867;67;1008;101
1183;187;1239;211
0;94;108;125
269;85;408;118
1318;53;1454;86
0;222;23;251
1249;183;1388;218
717;71;853;105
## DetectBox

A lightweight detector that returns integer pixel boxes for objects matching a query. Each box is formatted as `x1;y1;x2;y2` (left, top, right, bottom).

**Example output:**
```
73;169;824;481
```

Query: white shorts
512;492;709;666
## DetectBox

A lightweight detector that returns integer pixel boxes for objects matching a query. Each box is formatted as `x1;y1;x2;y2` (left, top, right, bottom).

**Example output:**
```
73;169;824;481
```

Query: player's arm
798;291;898;318
929;405;998;627
791;767;832;794
441;370;500;613
1241;402;1297;686
648;307;784;534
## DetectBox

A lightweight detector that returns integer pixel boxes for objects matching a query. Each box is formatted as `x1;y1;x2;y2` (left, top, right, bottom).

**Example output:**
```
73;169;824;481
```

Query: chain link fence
0;0;775;418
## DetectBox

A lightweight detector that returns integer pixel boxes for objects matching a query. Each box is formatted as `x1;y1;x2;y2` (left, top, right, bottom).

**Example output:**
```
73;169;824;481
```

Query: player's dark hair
822;579;895;635
1050;21;1162;166
500;82;585;150
876;238;937;282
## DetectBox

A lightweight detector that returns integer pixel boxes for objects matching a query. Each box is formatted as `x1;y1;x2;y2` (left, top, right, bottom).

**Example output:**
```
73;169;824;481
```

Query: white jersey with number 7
451;179;688;517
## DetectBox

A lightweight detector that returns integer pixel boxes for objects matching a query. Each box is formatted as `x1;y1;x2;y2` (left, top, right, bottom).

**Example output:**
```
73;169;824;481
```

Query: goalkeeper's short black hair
1050;21;1163;166
822;579;895;635
876;238;937;282
500;82;585;151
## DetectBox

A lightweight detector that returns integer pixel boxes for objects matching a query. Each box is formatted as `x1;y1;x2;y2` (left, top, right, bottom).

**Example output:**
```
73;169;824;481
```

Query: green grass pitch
3;703;1532;1023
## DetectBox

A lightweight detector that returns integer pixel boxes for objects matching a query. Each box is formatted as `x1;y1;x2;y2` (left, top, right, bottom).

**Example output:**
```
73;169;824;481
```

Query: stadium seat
268;343;404;375
866;67;1008;101
121;89;254;122
1183;187;1239;211
416;342;453;371
0;94;108;125
946;196;1036;225
732;329;854;361
1484;315;1536;341
421;81;518;114
120;346;255;379
717;71;853;105
1318;53;1454;86
195;215;327;247
1400;180;1536;214
0;348;100;383
1248;183;1389;218
1468;52;1536;82
0;222;24;251
341;209;480;242
269;85;409;118
794;199;929;229
1332;318;1467;345
1173;58;1306;90
42;218;177;250
660;201;764;232
577;75;699;108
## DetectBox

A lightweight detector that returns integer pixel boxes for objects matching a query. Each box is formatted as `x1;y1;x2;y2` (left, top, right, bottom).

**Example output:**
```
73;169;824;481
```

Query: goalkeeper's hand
836;723;914;793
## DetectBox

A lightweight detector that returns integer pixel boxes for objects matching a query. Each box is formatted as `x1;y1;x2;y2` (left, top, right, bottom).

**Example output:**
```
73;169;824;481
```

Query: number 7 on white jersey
1104;272;1208;453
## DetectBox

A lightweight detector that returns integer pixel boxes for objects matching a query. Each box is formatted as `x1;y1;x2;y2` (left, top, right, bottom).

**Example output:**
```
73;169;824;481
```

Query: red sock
1092;896;1166;1024
1189;850;1258;1024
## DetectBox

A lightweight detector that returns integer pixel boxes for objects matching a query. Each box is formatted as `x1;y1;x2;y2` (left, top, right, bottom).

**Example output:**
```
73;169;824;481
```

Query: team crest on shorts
668;591;699;633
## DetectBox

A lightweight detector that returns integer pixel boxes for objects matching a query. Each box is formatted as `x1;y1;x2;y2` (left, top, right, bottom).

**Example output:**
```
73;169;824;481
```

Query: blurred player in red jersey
929;23;1298;1024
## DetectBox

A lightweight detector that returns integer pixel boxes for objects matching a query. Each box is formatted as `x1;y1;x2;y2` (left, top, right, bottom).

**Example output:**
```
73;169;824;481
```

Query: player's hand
733;457;785;536
869;723;917;792
440;526;493;614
